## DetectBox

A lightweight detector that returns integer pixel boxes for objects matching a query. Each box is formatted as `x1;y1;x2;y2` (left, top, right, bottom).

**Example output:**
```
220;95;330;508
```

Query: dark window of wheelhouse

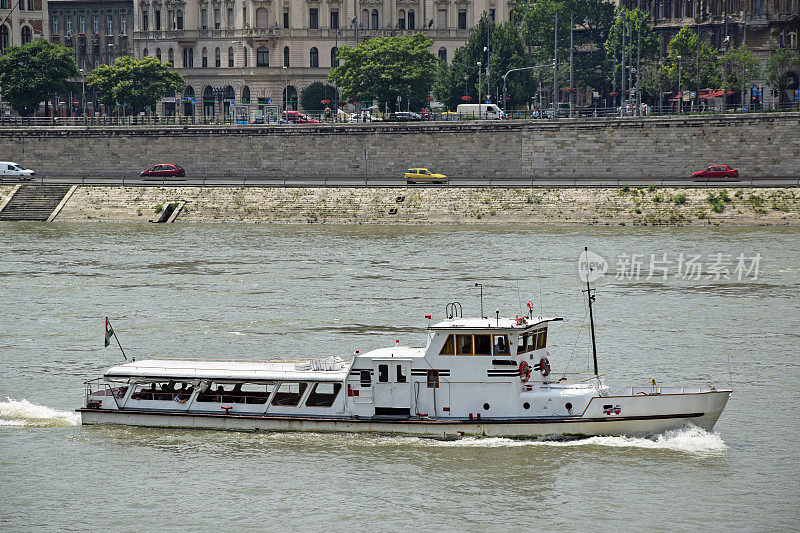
493;334;510;355
271;382;308;406
360;370;371;387
456;334;472;355
378;364;389;383
439;334;455;355
474;334;492;356
535;329;547;350
396;365;407;383
305;382;341;407
426;369;439;388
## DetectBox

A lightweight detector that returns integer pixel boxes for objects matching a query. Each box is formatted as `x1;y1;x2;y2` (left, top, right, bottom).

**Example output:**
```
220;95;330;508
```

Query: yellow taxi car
404;168;447;184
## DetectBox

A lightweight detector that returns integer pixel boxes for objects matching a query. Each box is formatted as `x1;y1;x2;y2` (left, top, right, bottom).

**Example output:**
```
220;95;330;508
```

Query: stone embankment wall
1;113;798;179
31;186;799;225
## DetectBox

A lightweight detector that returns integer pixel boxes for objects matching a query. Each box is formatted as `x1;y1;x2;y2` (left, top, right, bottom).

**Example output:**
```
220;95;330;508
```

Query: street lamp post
553;10;558;119
502;61;555;115
79;68;86;118
350;17;359;45
464;75;468;100
677;55;682;115
477;61;482;113
283;65;288;116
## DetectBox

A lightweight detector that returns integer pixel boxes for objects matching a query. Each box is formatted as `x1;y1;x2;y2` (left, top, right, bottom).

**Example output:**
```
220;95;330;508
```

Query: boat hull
79;390;730;438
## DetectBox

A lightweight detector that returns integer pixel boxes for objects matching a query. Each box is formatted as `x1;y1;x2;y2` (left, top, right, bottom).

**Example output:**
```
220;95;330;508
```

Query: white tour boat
80;292;732;438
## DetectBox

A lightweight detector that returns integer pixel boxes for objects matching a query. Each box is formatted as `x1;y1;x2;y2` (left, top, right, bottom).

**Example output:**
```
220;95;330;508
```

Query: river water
1;223;798;530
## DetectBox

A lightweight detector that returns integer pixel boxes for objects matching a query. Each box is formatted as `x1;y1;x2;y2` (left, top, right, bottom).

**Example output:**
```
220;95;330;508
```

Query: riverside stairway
0;185;73;221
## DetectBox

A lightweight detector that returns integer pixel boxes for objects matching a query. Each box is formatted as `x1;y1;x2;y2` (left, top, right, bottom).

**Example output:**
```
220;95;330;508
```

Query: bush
621;184;630;193
674;193;687;205
154;204;163;214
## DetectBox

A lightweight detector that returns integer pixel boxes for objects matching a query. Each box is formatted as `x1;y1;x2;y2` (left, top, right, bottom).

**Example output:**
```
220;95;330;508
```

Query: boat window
535;329;548;349
378;364;389;383
271;382;308;406
426;369;439;388
305;382;342;407
517;334;529;354
474;334;492;356
493;335;510;355
456;334;473;355
131;381;191;401
360;370;371;387
396;364;407;383
439;334;455;355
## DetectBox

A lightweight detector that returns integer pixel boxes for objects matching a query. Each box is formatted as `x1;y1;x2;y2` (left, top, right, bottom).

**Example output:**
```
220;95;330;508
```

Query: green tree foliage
327;34;437;112
765;48;800;104
434;15;533;110
86;56;184;114
666;27;719;95
604;8;659;93
517;0;616;95
720;46;761;94
300;81;340;111
639;59;672;109
0;39;79;116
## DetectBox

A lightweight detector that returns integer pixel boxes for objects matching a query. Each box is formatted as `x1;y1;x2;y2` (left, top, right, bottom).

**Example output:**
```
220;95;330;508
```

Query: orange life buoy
539;357;550;377
519;360;531;382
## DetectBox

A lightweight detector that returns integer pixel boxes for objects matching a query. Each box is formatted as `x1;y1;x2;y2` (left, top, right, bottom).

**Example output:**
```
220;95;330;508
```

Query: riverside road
15;175;800;188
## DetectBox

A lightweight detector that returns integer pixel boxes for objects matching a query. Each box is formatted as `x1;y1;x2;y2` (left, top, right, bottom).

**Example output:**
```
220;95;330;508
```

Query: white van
0;162;34;181
455;103;507;120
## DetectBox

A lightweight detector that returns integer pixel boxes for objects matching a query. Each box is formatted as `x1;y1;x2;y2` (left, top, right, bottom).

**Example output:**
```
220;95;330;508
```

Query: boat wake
432;426;728;455
0;398;81;427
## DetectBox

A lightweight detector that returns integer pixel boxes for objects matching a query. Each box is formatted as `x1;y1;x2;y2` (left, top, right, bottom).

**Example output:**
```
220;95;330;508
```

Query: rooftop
429;316;563;331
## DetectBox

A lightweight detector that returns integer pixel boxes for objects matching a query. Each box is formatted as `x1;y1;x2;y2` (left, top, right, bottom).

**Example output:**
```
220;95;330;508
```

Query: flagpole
106;317;128;361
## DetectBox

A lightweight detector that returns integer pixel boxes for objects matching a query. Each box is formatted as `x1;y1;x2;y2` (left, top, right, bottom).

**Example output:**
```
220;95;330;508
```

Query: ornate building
0;0;46;53
131;0;512;118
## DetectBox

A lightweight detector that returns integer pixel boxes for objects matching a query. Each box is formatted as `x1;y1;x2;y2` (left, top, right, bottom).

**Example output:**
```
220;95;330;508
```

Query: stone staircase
0;185;73;221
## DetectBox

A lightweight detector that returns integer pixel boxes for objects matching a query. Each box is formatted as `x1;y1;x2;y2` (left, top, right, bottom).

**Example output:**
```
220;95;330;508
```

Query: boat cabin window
271;382;308;406
426;369;439;388
493;335;509;355
439;334;455;355
196;382;275;404
360;370;372;387
396;365;407;383
518;329;547;354
378;364;389;383
474;334;492;356
305;382;342;407
456;334;473;355
131;381;192;401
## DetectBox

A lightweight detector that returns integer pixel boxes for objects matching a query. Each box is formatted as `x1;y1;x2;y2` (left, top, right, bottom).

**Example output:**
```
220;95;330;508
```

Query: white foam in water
432;426;728;455
0;398;81;427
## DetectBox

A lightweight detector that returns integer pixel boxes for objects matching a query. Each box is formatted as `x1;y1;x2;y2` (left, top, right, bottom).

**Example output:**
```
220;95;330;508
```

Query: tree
0;39;78;116
666;27;719;106
327;34;438;113
765;48;800;105
87;56;184;114
720;46;761;103
639;59;672;111
604;8;659;99
300;81;340;111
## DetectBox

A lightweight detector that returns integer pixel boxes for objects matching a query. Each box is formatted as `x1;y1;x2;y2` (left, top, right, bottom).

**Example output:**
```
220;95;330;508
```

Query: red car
140;164;185;178
691;165;739;180
281;110;320;124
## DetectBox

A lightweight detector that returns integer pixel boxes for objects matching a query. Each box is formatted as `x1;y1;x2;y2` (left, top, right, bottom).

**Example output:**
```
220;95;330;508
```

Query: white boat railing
625;386;714;395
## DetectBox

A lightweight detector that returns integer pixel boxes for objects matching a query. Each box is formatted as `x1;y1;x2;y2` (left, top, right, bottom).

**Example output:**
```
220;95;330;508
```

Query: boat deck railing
625;386;718;395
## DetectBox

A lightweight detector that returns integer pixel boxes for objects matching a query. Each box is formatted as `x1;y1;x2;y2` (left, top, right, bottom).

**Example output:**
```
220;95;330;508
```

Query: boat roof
104;359;350;382
429;315;563;331
360;346;426;359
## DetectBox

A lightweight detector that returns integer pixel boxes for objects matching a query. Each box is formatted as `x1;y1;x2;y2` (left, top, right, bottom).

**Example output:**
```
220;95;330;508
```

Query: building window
457;10;466;30
243;46;248;67
228;46;234;67
143;47;148;57
52;16;59;35
183;47;188;67
155;10;161;30
26;0;32;10
242;86;250;104
243;6;247;27
227;8;233;28
438;47;447;62
202;47;208;67
257;46;269;66
156;47;161;61
371;9;378;29
188;47;193;67
361;9;369;25
214;8;220;29
256;7;268;28
330;46;338;67
168;48;174;65
121;14;127;35
21;25;32;44
0;25;8;53
80;15;85;34
106;15;113;36
426;369;440;388
398;10;405;29
167;10;173;29
93;16;99;34
489;9;495;21
330;10;339;29
309;47;318;67
408;10;415;29
201;9;207;29
177;10;183;30
309;8;318;29
283;46;289;67
66;17;72;34
142;12;147;31
215;47;220;67
437;9;447;29
283;9;289;28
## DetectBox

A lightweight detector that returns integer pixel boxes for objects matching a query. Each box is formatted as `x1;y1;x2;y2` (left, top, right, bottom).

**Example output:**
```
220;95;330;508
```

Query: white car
0;162;35;181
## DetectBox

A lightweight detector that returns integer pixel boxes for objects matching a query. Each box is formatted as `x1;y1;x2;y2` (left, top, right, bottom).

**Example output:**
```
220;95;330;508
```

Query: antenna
475;283;485;318
582;246;599;377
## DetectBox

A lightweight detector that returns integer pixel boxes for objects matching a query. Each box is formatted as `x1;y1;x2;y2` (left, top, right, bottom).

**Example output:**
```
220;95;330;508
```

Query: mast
583;247;599;376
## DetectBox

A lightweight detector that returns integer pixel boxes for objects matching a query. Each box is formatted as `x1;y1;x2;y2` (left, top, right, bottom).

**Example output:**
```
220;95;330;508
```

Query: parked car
348;112;373;123
282;110;320;124
455;104;507;120
140;164;185;178
0;162;35;181
691;165;739;180
404;168;446;184
386;111;422;122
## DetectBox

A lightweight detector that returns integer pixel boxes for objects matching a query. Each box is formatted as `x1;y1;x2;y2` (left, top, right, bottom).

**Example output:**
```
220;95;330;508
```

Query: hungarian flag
104;318;115;347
